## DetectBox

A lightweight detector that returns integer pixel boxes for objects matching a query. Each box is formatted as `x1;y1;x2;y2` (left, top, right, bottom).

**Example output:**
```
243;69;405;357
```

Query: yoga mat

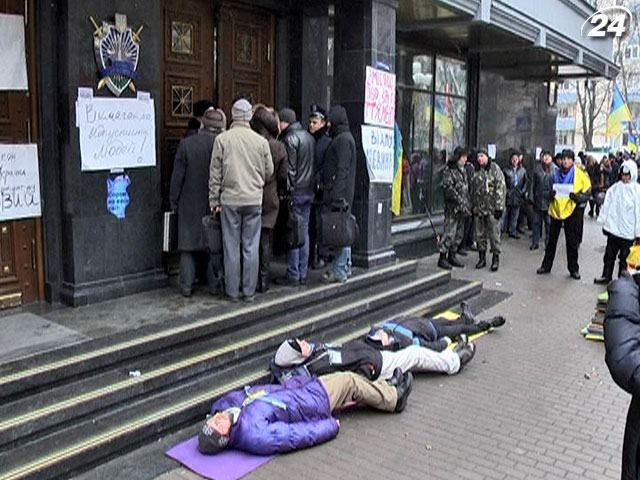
166;437;274;480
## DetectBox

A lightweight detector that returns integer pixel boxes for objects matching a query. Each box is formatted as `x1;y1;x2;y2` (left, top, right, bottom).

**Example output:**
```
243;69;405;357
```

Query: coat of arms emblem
91;13;143;96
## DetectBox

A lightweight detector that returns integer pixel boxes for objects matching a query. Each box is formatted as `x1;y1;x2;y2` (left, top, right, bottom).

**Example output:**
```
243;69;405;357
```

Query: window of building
555;130;575;145
396;50;467;217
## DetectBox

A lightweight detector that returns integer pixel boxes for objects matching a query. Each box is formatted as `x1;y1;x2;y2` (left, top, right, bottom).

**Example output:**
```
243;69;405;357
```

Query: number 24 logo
582;7;633;38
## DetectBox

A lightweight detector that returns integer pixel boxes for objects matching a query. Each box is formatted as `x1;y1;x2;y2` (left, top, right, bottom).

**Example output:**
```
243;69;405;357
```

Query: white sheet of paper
553;183;573;199
0;14;28;90
535;147;542;159
487;144;497;159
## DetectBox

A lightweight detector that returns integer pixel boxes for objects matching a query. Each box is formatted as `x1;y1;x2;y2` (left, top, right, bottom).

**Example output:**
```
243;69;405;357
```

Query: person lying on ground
272;333;475;383
197;369;412;456
364;301;506;352
604;245;640;479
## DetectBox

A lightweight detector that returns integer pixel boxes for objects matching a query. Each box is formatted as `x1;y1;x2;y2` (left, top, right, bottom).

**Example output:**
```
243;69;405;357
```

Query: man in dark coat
277;108;316;286
529;151;555;250
321;105;356;284
308;104;331;270
170;107;226;297
502;150;529;239
604;248;640;479
250;107;288;293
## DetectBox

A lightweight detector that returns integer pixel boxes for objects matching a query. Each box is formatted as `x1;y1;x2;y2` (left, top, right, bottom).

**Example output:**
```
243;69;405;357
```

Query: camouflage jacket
470;160;506;216
441;163;471;216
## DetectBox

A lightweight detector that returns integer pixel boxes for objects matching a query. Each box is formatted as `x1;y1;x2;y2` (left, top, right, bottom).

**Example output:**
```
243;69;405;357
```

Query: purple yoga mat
166;437;274;480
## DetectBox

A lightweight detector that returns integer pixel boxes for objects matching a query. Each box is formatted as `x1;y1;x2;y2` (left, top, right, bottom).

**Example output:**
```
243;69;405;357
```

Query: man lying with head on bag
271;331;476;384
197;369;412;456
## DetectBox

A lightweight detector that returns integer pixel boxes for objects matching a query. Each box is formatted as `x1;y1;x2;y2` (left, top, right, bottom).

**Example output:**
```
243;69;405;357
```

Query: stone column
332;0;398;267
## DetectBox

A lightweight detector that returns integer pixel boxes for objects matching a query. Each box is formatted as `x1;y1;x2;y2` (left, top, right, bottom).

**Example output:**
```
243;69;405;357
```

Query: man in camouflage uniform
439;146;472;270
470;148;506;271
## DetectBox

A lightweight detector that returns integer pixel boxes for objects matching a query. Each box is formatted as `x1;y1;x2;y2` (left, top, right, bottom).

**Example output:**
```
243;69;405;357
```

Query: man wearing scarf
536;149;591;279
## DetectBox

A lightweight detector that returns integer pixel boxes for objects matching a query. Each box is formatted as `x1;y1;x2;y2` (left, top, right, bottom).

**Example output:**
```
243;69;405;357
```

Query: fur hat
202;107;227;130
231;99;253;122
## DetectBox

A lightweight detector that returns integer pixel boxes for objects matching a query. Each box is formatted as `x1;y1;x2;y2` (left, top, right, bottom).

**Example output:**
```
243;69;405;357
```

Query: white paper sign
553;183;573;199
487;144;497;159
364;66;396;128
0;144;41;220
77;95;156;171
535;147;542;159
362;125;394;183
0;14;28;90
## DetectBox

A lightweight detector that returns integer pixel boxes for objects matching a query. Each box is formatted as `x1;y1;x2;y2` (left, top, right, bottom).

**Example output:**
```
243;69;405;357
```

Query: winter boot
388;368;413;413
460;301;476;325
448;250;465;268
475;251;486;269
490;253;499;272
454;342;476;371
438;252;452;270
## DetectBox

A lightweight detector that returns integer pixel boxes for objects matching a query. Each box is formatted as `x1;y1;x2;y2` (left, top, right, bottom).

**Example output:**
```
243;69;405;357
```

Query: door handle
31;238;36;270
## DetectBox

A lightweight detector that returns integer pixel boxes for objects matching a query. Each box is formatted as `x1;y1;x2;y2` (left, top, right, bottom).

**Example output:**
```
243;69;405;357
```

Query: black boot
460;301;475;325
448;250;465;268
475;251;486;269
593;276;611;285
454;343;476;371
438;252;452;270
490;253;499;272
388;368;413;413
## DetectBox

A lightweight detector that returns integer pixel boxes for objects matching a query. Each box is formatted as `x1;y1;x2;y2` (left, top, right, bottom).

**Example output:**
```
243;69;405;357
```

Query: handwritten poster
76;93;156;171
0;14;28;90
0;144;41;220
364;66;396;128
362;125;394;183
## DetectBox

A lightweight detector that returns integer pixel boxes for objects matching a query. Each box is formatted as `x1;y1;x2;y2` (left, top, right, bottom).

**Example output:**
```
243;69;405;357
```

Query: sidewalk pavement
158;216;628;480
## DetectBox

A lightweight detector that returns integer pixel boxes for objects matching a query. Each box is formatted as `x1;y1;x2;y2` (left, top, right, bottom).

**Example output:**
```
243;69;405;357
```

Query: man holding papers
536;149;591;280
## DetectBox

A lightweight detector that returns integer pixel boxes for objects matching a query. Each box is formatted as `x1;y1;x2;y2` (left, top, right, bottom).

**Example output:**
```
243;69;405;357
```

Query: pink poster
364;66;396;128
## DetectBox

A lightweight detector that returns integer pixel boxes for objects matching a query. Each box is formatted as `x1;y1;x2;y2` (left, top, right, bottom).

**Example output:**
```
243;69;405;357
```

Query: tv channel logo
581;6;633;38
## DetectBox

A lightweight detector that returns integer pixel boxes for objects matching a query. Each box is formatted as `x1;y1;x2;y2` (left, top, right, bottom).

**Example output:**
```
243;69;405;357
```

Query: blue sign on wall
106;174;130;219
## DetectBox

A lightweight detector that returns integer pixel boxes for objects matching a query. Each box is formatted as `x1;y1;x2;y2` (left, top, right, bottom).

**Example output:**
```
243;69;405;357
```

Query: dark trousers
502;205;520;235
431;318;489;338
518;202;533;230
541;208;582;274
258;227;272;291
531;209;550;247
179;251;223;294
287;191;314;280
601;232;633;280
622;395;640;480
588;189;602;217
576;207;586;244
462;215;475;248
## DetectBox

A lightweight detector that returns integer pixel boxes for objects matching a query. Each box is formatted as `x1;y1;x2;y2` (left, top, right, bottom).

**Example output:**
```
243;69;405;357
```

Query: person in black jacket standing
308;104;331;270
277;108;316;286
529;151;555;250
605;247;640;480
321;106;356;284
170;107;226;297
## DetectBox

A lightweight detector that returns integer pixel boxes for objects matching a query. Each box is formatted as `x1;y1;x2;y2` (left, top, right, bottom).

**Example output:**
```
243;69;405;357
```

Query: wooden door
161;0;215;208
218;4;275;116
0;0;42;307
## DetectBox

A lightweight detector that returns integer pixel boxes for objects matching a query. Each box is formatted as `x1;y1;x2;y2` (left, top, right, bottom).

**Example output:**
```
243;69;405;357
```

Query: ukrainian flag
392;123;403;216
629;133;638;152
607;85;633;137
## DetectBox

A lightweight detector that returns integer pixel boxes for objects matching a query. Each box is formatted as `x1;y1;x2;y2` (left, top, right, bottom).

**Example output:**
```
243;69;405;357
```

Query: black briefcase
202;214;223;254
321;210;359;247
285;203;305;249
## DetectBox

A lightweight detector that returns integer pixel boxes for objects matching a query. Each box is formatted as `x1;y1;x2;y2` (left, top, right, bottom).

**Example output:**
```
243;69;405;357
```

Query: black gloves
493;210;503;220
568;192;578;202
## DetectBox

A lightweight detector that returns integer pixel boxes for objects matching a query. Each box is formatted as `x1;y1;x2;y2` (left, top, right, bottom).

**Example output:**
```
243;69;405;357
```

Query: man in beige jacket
209;98;273;302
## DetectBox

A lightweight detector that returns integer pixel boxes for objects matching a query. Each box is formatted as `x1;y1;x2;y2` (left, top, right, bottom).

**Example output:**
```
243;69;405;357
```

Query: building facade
0;0;616;307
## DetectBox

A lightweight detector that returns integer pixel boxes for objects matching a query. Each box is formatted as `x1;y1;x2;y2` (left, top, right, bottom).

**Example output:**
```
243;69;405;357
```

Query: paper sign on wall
76;92;156;171
487;144;497;159
362;125;394;183
0;144;41;221
535;147;542;159
364;66;396;129
0;14;28;90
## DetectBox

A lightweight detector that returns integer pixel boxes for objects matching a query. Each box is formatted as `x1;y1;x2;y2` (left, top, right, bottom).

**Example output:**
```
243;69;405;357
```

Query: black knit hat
309;104;327;120
278;108;297;124
197;419;230;455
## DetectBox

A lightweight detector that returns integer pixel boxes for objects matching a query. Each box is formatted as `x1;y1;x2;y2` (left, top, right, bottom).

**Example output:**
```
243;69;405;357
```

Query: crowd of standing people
170;98;358;302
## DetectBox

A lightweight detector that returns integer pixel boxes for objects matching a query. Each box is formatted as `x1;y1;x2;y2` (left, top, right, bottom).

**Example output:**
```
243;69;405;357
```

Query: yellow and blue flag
607;85;633;137
392;123;403;216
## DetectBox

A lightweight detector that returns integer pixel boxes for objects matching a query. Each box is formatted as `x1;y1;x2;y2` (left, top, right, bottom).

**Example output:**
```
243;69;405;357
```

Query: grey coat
170;129;220;251
529;162;555;211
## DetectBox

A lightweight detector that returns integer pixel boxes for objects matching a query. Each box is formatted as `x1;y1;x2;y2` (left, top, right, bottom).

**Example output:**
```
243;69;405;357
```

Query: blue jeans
502;206;520;235
333;246;352;280
532;209;550;247
287;191;314;280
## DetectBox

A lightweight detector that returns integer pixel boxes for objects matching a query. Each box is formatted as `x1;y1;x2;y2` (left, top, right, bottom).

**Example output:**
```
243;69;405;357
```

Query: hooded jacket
604;276;640;479
323;106;357;209
365;316;448;352
208;376;337;455
598;160;640;241
274;339;383;380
